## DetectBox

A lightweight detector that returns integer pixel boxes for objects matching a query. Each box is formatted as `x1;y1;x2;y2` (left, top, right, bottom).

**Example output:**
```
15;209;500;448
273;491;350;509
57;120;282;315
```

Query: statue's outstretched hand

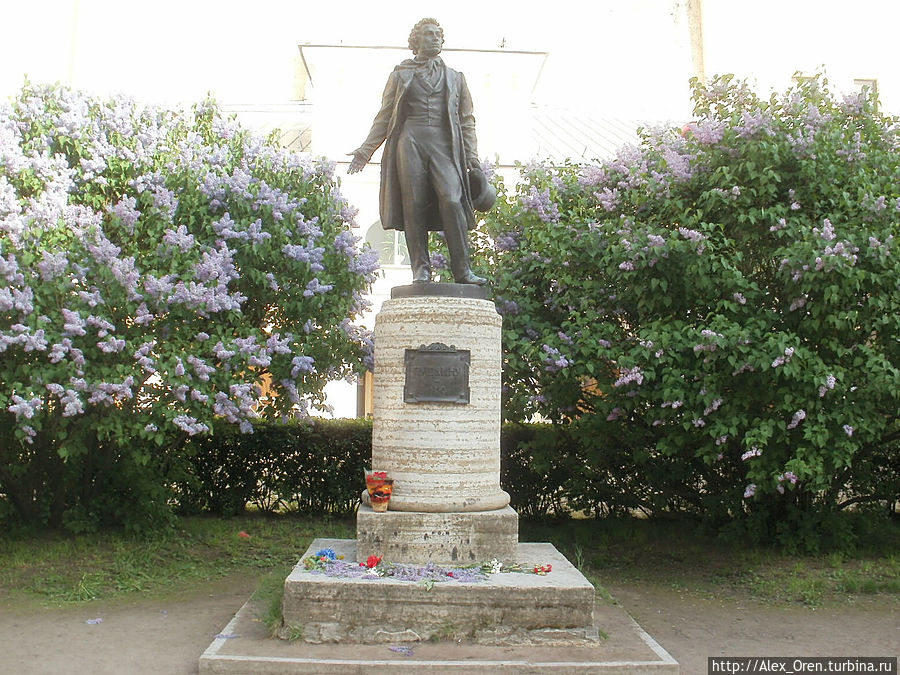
347;153;367;174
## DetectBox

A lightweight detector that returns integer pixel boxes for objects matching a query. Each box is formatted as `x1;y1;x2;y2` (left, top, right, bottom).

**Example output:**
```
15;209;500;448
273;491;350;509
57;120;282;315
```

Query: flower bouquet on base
365;470;393;512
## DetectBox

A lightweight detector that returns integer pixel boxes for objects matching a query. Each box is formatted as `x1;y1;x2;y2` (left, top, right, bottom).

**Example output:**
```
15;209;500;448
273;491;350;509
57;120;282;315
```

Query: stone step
200;550;679;673
356;505;519;564
282;538;595;644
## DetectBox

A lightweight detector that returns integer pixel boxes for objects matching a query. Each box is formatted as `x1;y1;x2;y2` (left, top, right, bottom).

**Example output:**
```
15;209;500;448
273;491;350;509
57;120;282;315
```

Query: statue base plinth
356;504;518;564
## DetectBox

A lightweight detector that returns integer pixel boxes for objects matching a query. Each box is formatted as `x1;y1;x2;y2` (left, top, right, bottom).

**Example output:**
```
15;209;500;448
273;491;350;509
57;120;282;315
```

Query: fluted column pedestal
356;283;517;564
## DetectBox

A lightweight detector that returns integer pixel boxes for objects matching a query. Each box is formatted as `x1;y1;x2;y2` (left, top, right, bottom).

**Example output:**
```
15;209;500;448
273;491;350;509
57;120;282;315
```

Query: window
853;78;878;97
364;222;409;266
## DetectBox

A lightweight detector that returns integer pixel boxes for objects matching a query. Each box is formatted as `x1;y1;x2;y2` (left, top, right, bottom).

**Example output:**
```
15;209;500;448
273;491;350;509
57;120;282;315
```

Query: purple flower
172;415;210;436
521;186;559;223
37;251;69;280
741;447;762;461
594;187;620;212
578;166;607;186
677;227;706;243
818;374;836;397
787;409;806;429
771;346;795;368
688;118;725;145
304;278;334;297
496;298;519;315
107;195;140;232
163;224;196;252
613;366;644;388
814;218;836;241
97;337;126;353
8;394;42;420
291;355;315;378
778;471;798;485
212;341;236;360
61;308;87;337
703;398;723;416
541;344;572;373
60;389;84;416
494;231;520;252
333;230;359;257
265;334;292;356
743;484;757;499
735;109;773;138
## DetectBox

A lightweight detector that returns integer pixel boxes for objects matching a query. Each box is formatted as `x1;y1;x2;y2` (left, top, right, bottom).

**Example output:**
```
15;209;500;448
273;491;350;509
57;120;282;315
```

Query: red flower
237;531;251;539
365;555;382;568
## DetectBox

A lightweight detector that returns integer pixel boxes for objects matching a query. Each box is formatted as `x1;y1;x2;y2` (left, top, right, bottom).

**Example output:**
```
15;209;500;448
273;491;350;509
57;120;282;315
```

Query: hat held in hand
469;169;497;212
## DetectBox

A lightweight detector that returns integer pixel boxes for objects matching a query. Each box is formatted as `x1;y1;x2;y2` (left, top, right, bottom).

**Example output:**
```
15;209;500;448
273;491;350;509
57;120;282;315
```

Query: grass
251;563;296;637
519;516;900;608
0;513;897;611
0;513;354;608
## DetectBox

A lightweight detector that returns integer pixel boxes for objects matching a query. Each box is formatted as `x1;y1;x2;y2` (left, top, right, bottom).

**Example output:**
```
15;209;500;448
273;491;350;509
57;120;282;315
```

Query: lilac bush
0;83;378;528
474;76;899;548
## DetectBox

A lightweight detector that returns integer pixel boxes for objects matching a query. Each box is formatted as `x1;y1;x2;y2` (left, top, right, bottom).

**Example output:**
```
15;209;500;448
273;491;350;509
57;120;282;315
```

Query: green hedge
175;419;898;526
174;418;372;516
4;415;895;545
174;419;572;518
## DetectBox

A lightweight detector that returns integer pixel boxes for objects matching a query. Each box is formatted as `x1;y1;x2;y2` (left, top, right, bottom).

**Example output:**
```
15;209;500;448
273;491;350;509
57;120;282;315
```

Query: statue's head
408;18;443;57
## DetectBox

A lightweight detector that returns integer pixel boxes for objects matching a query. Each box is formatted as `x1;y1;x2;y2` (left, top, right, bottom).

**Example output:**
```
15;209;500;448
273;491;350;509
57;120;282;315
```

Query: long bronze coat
353;58;479;232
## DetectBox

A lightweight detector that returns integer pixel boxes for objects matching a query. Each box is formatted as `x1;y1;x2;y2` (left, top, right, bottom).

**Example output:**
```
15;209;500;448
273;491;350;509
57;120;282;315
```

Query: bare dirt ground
1;573;896;674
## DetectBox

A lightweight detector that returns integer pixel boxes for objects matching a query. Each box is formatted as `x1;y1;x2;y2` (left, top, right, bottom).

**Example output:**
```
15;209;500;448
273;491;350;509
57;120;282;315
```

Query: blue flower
315;548;337;560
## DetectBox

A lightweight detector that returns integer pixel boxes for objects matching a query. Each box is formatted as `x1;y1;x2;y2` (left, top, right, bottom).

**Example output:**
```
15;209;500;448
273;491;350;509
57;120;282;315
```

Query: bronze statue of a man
348;18;493;285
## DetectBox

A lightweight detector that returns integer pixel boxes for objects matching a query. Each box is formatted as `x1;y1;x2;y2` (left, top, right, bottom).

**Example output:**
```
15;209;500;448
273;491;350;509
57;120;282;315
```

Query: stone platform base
200;576;678;673
282;539;593;644
356;505;519;564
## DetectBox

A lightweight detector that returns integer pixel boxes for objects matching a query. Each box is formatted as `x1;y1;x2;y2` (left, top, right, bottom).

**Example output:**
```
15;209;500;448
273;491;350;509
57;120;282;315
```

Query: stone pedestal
200;283;678;672
356;504;518;564
368;287;510;514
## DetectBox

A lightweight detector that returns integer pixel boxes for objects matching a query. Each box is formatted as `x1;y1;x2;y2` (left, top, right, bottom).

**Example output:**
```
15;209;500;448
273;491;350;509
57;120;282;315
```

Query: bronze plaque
404;343;470;404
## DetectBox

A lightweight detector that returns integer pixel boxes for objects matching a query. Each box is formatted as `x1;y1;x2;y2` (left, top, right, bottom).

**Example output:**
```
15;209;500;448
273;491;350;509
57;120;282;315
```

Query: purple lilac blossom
304;278;334;297
613;366;644;388
163;224;196;251
741;447;762;461
521;186;560;223
787;409;806;429
8;394;42;420
771;347;795;368
172;415;210;436
494;231;520;252
541;344;571;373
687;118;725;145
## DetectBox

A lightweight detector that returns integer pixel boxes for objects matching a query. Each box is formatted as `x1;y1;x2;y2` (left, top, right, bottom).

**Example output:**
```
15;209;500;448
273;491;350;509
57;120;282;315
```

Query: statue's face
418;24;442;58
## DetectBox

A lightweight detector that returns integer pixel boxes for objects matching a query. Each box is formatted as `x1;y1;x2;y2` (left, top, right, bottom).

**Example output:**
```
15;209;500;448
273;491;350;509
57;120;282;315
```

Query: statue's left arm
458;73;480;171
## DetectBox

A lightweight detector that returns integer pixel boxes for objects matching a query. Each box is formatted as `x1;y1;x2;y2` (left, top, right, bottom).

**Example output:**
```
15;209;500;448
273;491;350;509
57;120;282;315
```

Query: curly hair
408;18;443;55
